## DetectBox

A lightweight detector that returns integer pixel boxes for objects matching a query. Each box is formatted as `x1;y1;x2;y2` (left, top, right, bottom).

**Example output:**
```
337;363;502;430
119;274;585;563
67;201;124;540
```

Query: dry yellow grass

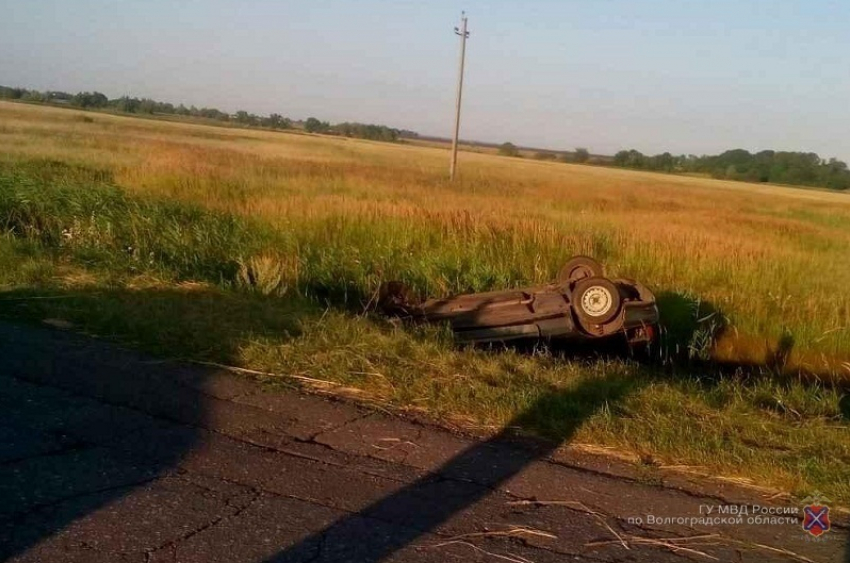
3;100;848;371
4;100;850;502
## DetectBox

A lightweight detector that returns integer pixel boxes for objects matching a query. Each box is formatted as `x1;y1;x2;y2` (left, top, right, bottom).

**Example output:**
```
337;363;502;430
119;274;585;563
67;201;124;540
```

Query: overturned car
379;256;659;347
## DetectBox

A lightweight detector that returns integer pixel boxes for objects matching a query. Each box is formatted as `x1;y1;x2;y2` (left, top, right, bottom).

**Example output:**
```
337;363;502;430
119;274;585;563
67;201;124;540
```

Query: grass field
1;100;849;504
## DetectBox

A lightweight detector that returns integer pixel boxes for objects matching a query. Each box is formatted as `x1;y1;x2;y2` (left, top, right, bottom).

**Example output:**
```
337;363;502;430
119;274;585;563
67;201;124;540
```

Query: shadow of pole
269;373;639;562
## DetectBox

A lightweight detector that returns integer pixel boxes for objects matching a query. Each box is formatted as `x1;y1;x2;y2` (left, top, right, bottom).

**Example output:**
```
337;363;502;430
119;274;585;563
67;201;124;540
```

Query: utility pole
450;11;469;181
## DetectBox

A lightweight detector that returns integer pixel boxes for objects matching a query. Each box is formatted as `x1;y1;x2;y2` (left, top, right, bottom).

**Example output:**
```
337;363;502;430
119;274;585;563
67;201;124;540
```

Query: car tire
572;277;622;325
558;255;604;285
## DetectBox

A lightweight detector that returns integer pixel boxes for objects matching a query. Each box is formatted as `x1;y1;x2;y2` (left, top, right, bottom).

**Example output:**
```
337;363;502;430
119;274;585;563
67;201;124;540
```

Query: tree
138;99;158;114
498;142;519;157
648;152;674;172
0;86;26;99
70;91;108;108
333;122;400;142
304;117;329;133
613;149;646;169
111;96;140;113
199;107;228;121
234;110;252;125
21;90;46;102
608;145;850;190
263;113;291;129
573;147;590;163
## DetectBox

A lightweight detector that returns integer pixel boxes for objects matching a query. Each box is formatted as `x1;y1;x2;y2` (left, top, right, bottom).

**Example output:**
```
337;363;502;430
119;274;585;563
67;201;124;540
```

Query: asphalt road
0;321;845;562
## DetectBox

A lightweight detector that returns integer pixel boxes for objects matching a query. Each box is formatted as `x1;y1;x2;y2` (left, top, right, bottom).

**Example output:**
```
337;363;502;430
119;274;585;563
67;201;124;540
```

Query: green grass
0;163;280;283
0;165;848;505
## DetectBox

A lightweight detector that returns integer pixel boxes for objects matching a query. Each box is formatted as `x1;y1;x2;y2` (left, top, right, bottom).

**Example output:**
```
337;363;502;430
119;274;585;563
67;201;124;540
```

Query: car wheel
558;255;603;285
572;277;621;325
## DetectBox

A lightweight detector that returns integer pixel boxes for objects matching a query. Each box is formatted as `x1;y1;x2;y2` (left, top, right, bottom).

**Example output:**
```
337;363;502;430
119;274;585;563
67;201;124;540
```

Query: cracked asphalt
0;321;846;562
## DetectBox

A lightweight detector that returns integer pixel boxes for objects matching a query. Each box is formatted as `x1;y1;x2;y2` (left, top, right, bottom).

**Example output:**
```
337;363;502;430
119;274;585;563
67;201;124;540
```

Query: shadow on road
269;372;640;562
1;284;847;562
0;284;646;562
267;284;665;561
0;285;313;560
270;288;849;561
0;322;213;561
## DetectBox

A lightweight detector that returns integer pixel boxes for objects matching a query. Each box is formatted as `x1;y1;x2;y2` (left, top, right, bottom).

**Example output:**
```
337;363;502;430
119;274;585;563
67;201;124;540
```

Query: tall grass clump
0;169;283;284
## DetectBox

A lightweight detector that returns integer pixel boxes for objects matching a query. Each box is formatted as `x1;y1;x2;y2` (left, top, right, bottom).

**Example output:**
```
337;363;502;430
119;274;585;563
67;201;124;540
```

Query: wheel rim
581;286;613;317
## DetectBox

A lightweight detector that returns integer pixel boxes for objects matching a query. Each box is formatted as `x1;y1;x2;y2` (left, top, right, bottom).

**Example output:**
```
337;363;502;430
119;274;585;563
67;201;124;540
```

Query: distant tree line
334;122;402;142
302;117;413;142
613;148;850;191
0;85;415;143
0;85;295;130
7;84;844;190
498;142;520;157
502;142;592;164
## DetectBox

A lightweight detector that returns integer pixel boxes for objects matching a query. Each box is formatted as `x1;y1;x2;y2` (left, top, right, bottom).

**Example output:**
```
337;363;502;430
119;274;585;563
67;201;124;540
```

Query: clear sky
2;0;849;159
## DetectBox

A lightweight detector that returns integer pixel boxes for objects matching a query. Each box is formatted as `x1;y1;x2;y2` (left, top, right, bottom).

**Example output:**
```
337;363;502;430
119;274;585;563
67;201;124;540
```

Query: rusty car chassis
379;256;659;347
